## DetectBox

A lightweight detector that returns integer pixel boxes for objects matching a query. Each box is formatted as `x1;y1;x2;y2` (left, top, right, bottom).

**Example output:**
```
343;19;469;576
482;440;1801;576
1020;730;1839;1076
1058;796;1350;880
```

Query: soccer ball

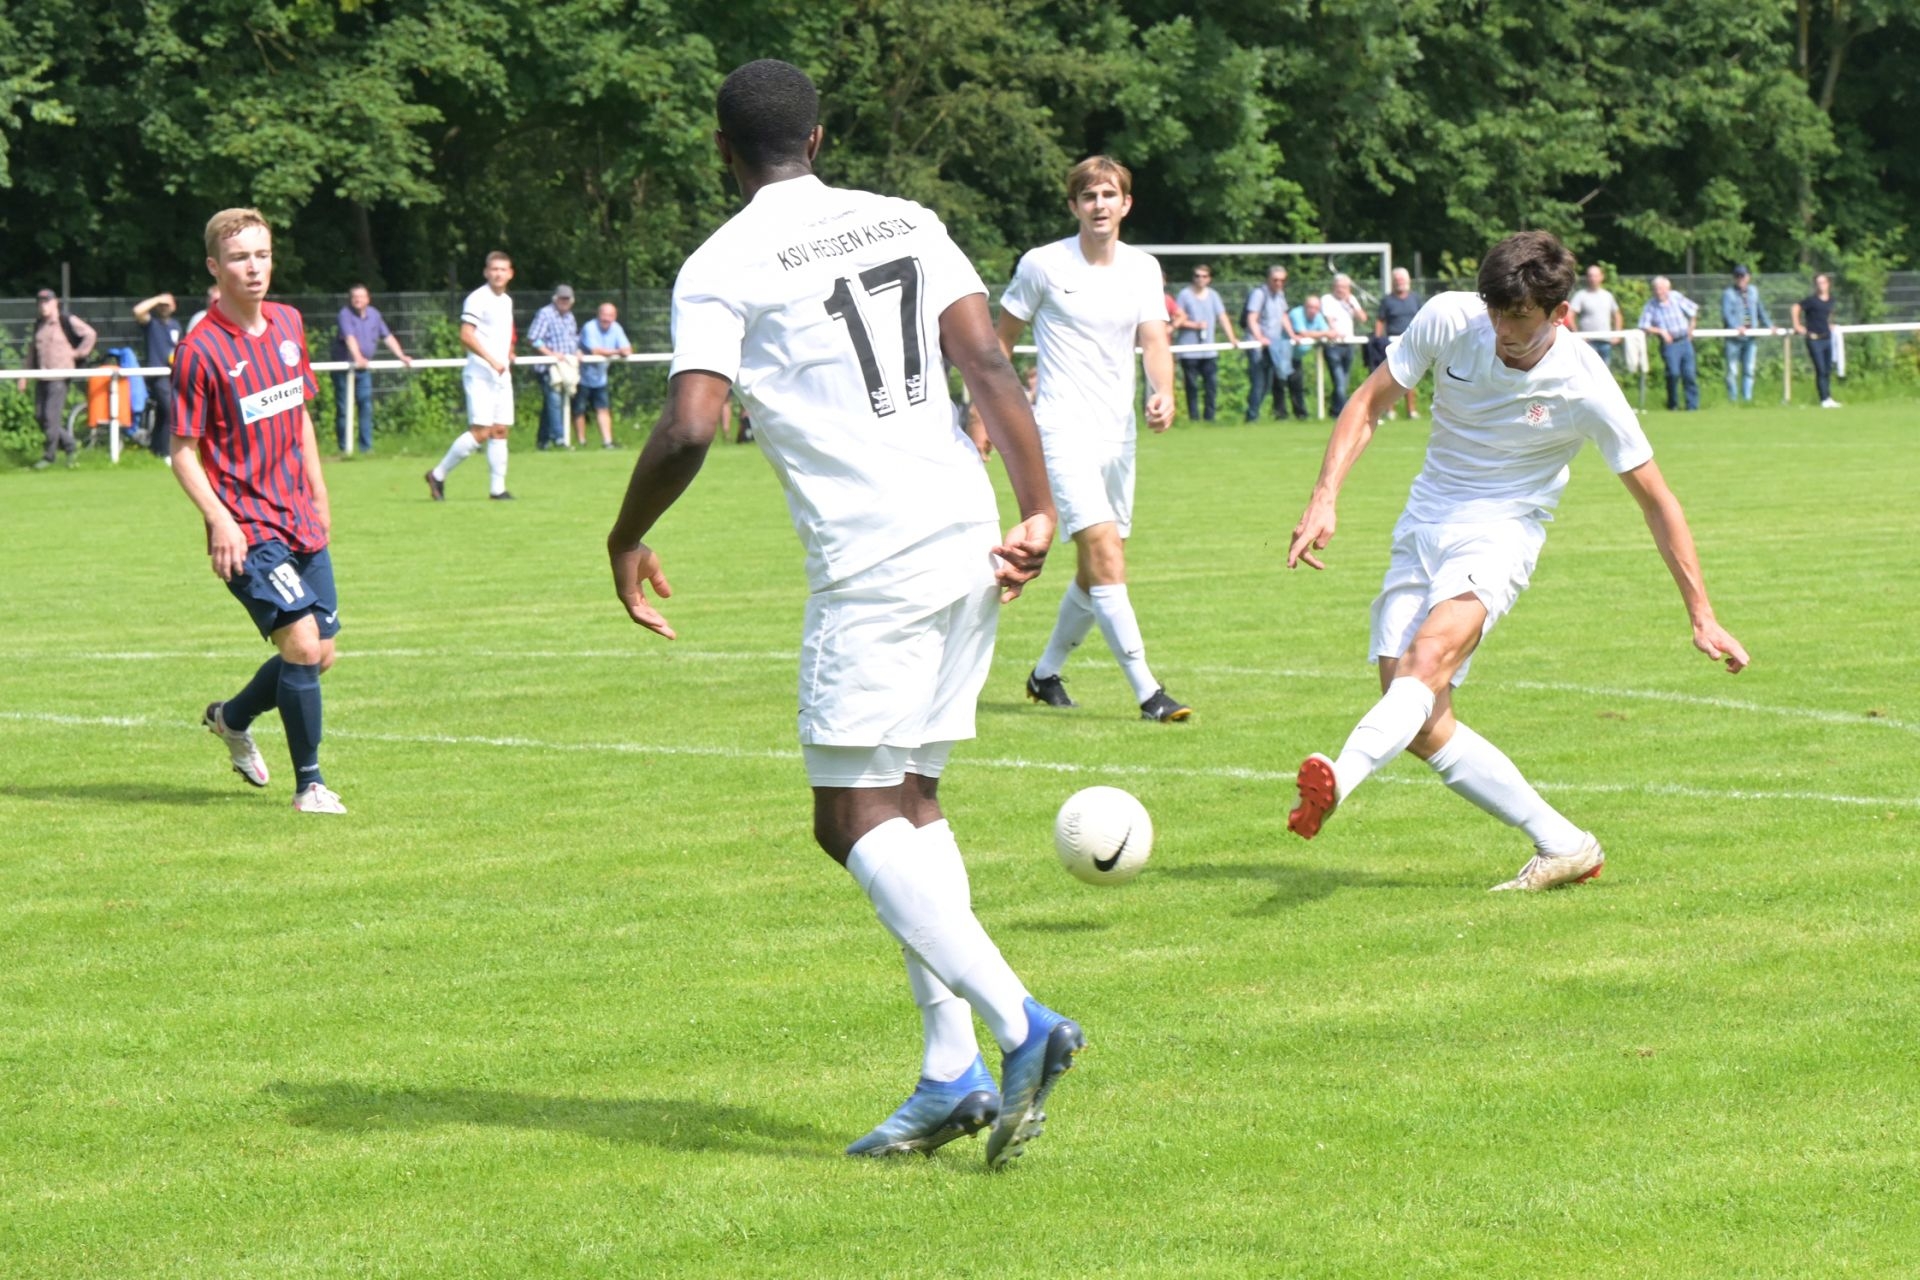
1054;786;1153;885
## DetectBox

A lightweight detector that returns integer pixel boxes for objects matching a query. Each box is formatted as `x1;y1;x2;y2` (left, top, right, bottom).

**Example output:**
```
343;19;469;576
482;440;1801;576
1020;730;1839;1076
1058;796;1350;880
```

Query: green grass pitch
2;402;1916;1277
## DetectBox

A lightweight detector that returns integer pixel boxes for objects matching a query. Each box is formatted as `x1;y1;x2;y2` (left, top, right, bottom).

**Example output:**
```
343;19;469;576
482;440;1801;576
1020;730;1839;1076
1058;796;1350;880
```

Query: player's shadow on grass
265;1081;821;1157
1163;861;1431;914
0;781;246;806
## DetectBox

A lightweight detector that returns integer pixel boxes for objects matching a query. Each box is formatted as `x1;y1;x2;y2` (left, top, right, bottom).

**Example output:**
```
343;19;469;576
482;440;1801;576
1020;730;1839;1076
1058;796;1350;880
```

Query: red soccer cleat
1288;752;1338;839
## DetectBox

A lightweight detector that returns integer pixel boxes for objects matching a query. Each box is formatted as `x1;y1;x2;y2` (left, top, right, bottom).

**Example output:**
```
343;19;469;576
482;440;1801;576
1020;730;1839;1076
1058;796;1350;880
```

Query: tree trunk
351;200;379;286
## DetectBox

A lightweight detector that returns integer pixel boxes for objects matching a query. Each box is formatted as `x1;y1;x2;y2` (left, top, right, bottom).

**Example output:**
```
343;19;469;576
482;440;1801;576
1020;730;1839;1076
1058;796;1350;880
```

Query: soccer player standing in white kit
996;157;1191;722
425;251;518;501
1285;231;1749;891
606;60;1082;1168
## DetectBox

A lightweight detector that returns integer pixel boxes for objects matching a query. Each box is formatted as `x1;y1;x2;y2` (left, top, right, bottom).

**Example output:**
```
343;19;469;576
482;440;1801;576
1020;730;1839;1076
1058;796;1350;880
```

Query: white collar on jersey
748;173;826;206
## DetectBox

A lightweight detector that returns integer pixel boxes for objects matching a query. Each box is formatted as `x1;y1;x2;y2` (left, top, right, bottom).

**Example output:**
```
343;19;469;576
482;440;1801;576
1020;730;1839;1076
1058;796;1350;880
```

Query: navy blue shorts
576;383;610;412
226;541;341;642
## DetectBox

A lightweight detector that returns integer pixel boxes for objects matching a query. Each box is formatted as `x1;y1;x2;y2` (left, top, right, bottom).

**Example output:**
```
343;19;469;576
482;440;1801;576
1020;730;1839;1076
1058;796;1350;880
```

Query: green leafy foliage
0;0;1916;293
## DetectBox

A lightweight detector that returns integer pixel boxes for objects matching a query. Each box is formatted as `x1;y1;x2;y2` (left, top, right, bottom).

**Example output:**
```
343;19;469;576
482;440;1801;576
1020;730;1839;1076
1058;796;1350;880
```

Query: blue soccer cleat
985;998;1085;1170
845;1055;1001;1158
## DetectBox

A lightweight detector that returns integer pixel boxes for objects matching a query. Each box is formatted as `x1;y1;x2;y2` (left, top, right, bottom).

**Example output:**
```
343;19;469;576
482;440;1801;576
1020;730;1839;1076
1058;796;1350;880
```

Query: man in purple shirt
329;284;412;453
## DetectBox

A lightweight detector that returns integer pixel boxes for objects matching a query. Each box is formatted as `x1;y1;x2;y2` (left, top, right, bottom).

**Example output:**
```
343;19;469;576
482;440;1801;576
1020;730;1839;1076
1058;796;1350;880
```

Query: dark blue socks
277;660;324;791
224;656;284;731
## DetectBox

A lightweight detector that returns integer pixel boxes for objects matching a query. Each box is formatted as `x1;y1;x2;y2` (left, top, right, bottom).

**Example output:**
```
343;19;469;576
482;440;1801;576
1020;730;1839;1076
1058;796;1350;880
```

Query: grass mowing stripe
4;708;1914;809
13;650;1912;735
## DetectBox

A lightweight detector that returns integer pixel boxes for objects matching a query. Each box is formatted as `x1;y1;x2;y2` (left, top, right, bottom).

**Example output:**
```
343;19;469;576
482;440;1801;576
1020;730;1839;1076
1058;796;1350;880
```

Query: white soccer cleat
1490;835;1604;892
292;782;348;814
204;701;269;788
1820;398;1842;409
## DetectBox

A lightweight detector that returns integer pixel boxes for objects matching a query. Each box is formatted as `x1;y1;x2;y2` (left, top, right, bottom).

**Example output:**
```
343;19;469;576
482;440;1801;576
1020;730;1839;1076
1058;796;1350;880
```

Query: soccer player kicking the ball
171;208;345;814
995;157;1191;722
1285;231;1749;890
607;60;1082;1168
425;251;518;501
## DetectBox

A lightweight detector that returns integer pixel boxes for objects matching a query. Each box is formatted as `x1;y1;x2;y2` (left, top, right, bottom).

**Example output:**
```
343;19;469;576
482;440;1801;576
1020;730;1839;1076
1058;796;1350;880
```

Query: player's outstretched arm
1617;459;1749;674
606;371;732;639
945;295;1055;602
1287;362;1406;569
1136;319;1176;430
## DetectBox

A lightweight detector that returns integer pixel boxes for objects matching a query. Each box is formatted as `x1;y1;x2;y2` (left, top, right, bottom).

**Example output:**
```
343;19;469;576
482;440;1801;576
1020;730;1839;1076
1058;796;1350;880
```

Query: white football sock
432;431;479;481
1425;723;1587;854
485;437;509;495
845;817;1030;1052
1089;583;1159;703
1332;676;1436;799
1034;582;1096;680
904;820;981;1081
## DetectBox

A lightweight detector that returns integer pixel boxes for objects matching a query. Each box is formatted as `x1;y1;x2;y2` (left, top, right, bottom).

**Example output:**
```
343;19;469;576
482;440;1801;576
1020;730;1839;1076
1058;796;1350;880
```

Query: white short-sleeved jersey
1386;292;1654;523
671;174;996;589
460;285;515;371
1000;238;1164;445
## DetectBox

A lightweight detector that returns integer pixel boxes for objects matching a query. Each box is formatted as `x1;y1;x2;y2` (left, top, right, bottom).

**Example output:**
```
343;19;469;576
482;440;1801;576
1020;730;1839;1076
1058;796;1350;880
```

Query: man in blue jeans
1719;265;1769;404
527;284;580;449
1173;264;1237;421
1242;265;1295;420
1638;276;1699;411
330;285;412;453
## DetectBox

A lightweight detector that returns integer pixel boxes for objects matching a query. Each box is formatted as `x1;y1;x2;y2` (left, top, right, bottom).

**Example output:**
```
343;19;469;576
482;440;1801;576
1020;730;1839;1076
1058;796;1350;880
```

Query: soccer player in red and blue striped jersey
171;208;346;814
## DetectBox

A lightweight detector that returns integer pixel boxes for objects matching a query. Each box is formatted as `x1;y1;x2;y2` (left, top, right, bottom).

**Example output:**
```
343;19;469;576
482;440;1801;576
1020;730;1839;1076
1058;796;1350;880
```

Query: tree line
1;0;1912;298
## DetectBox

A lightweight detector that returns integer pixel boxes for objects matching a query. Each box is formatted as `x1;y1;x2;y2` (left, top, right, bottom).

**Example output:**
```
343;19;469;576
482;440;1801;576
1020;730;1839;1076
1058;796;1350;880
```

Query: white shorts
797;523;1000;787
462;364;514;427
1043;438;1135;539
1369;515;1547;686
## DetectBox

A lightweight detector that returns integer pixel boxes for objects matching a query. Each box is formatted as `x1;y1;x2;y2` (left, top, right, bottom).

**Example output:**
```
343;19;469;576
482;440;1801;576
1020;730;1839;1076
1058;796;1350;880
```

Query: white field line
0;710;1913;810
5;648;1911;738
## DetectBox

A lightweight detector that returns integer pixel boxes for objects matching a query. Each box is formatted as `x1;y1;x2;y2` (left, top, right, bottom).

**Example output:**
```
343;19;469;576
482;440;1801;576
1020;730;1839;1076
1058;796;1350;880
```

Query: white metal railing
7;321;1913;462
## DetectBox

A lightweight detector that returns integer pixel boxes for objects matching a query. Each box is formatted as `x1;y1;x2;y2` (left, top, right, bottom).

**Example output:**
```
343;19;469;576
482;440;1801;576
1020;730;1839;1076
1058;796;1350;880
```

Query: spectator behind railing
1720;266;1771;405
330;284;413;455
1639;276;1700;412
1319;273;1367;414
16;288;97;469
1285;293;1330;420
1792;273;1841;409
1568;264;1625;367
1243;265;1297;422
1173;263;1237;422
1373;267;1423;419
527;284;580;451
576;301;632;449
132;292;183;458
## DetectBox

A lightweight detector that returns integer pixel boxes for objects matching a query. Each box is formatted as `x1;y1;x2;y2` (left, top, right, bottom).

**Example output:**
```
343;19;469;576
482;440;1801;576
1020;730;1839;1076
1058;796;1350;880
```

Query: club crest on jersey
279;339;301;367
1526;401;1550;426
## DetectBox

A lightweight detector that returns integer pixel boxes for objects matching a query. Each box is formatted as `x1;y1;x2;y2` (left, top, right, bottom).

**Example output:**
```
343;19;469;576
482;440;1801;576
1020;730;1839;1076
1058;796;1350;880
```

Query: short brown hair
485;250;512;267
1477;230;1576;313
204;208;270;260
1067;155;1132;202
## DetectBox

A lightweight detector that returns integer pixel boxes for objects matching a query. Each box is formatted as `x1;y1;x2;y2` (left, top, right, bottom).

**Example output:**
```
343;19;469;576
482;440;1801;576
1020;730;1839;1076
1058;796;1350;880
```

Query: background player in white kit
425;251;517;501
995;157;1191;722
1284;231;1750;891
606;60;1082;1169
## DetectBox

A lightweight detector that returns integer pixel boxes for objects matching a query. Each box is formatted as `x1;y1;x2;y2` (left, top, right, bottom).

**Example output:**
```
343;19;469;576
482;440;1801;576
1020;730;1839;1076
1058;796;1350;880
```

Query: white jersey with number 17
671;175;998;590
